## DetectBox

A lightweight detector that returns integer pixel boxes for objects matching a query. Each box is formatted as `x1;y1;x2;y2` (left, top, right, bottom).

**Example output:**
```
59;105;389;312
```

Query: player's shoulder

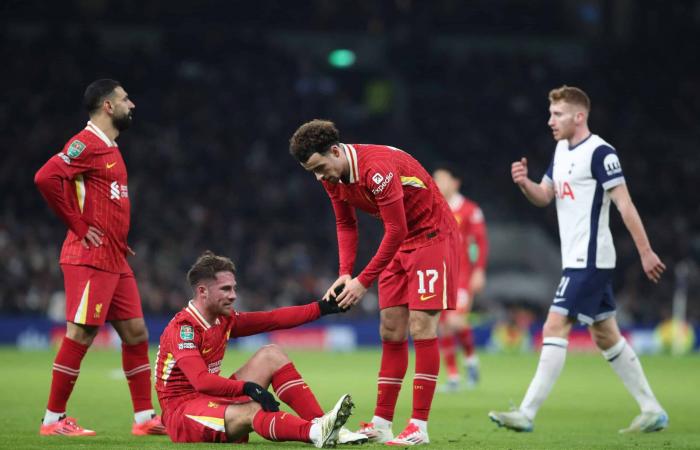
62;127;110;156
589;134;614;150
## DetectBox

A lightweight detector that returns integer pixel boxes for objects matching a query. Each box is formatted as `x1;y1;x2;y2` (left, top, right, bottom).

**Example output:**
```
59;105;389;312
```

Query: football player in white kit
489;86;668;433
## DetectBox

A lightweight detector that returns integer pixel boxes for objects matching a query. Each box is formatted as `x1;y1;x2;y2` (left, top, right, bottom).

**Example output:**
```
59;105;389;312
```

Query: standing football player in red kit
34;79;165;436
290;119;460;446
433;165;489;391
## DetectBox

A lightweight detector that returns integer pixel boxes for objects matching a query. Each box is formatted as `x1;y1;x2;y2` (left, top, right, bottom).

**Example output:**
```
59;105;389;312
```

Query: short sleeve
365;162;403;206
591;145;625;190
169;322;202;360
542;156;554;185
53;139;99;178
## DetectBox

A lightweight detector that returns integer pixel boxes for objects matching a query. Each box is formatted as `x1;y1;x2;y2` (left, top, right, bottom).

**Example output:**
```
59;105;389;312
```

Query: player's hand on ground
323;274;351;301
81;226;104;249
243;382;280;412
335;277;367;309
318;283;350;315
511;157;529;186
641;249;666;283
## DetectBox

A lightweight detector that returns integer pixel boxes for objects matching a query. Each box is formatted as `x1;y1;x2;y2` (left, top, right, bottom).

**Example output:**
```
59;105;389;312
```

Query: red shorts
378;230;460;311
163;394;252;443
61;264;143;326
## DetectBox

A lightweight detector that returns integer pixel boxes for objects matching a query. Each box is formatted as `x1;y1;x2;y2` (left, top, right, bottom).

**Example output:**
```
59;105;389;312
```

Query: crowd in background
1;1;698;324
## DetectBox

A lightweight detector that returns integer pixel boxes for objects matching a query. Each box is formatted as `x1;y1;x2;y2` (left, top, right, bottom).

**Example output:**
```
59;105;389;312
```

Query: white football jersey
542;134;625;269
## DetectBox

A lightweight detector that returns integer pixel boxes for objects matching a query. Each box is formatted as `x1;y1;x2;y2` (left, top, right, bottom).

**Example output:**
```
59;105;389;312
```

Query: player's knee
380;319;408;341
409;313;439;339
258;344;290;368
66;323;99;346
542;319;569;338
122;327;149;345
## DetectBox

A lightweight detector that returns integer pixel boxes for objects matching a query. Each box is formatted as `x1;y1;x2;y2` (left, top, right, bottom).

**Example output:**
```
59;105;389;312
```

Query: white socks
134;409;155;424
372;416;392;429
43;409;65;425
519;337;568;420
603;338;663;413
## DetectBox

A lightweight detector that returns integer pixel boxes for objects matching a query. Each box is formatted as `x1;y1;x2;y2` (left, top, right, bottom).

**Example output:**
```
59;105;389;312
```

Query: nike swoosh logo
106;162;117;169
420;294;436;301
553;298;566;303
202;348;213;354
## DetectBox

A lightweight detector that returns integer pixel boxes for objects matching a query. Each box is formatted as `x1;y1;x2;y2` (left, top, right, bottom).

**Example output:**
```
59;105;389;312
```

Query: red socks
252;410;311;442
439;335;459;378
375;340;408;421
122;341;153;413
457;328;475;357
47;336;88;413
271;363;323;420
412;338;439;421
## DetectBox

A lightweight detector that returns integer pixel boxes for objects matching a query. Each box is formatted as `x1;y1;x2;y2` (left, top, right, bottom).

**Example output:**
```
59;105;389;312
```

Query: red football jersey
448;194;488;290
155;301;321;410
155;302;235;408
37;121;131;273
323;143;458;286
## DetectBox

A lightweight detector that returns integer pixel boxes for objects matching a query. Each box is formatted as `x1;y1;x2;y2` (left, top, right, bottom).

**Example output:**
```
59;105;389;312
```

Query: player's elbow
34;167;48;188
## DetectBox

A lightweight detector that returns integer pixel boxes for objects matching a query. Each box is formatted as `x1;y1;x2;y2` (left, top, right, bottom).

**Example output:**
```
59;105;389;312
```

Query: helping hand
335;277;367;309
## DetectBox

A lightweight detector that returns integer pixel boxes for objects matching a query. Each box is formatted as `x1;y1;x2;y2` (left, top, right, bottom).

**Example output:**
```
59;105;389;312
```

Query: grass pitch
1;347;698;449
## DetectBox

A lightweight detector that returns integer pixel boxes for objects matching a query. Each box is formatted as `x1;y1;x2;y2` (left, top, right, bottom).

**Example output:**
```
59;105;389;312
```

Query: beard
113;110;133;131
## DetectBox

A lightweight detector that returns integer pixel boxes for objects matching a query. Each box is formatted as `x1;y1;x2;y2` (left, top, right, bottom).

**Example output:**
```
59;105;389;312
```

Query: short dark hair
548;85;591;112
289;119;340;163
433;162;462;181
186;251;236;288
83;79;121;115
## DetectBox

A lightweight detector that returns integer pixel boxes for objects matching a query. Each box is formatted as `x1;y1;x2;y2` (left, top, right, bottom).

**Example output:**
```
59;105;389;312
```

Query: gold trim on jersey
186;301;211;329
160;352;175;385
73;280;90;324
341;143;359;183
185;414;226;432
74;175;86;213
400;176;426;189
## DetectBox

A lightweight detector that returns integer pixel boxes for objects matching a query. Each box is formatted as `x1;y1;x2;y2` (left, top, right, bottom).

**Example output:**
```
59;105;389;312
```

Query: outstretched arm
512;157;554;207
230;303;321;338
609;183;666;283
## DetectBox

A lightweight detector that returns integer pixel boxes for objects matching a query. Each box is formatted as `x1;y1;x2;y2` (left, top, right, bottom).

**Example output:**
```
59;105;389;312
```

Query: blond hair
548;85;591;112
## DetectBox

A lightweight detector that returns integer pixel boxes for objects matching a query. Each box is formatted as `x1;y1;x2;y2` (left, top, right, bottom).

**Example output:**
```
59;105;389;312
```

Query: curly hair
548;85;591;112
186;250;236;288
289;119;340;163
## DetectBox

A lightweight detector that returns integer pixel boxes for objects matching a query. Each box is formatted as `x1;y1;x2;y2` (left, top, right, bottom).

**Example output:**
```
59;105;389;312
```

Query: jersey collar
185;300;212;330
340;143;359;184
85;121;117;147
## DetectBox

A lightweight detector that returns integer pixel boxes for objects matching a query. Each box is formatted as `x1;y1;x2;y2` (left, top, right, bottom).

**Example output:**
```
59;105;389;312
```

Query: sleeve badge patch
67;140;86;158
180;325;194;341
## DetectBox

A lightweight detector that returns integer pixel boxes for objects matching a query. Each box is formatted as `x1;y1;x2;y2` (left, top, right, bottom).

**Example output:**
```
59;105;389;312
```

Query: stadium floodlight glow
328;49;356;68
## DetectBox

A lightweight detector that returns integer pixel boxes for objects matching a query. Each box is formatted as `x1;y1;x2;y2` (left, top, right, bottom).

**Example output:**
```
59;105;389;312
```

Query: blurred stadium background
1;1;699;355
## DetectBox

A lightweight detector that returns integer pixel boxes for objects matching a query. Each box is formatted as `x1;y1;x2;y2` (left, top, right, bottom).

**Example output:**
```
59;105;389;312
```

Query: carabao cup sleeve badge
67;140;86;158
180;325;194;341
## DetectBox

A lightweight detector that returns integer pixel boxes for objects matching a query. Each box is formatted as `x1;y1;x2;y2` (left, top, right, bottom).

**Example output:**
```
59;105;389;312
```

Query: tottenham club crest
180;325;194;341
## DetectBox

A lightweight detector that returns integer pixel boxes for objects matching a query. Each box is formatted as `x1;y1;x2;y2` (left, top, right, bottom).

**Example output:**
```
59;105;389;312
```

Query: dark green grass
1;347;698;449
